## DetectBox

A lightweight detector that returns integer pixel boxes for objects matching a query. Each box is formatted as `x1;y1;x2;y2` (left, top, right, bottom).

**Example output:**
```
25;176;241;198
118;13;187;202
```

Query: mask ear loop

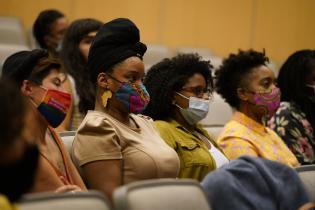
175;91;190;100
174;92;189;110
28;85;48;108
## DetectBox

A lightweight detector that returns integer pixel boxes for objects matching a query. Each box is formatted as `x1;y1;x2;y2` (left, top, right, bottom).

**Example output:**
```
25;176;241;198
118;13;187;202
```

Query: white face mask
175;92;209;125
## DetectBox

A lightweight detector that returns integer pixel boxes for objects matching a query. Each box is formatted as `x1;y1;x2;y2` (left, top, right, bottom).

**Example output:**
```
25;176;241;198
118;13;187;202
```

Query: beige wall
1;0;314;63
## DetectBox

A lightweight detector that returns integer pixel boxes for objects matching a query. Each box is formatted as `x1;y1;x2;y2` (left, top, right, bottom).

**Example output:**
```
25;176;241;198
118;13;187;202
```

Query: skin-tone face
22;68;65;107
172;73;209;130
173;73;209;109
96;56;145;116
237;65;277;121
45;17;69;51
79;31;98;61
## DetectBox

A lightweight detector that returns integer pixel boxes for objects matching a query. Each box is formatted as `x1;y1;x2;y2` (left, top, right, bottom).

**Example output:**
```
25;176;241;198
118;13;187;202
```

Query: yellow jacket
0;195;18;210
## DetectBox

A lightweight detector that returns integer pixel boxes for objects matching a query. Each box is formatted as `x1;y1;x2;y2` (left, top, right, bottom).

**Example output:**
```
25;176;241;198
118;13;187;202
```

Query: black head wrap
88;18;147;83
2;49;48;86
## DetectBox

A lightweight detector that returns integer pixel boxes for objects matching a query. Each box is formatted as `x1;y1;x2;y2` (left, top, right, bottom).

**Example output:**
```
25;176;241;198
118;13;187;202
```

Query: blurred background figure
60;18;103;130
144;53;228;181
32;9;73;131
0;78;39;208
33;9;69;58
269;50;315;165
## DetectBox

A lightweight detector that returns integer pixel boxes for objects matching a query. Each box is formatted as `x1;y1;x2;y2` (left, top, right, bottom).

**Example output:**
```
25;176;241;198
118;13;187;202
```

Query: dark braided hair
277;49;315;133
143;53;213;120
215;49;269;109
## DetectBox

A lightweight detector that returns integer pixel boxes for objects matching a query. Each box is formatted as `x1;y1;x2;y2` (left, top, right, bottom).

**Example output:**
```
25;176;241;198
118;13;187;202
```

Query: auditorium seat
295;164;315;202
20;190;112;210
200;92;234;140
0;16;27;46
143;44;174;71
0;43;30;74
113;178;212;210
59;131;76;156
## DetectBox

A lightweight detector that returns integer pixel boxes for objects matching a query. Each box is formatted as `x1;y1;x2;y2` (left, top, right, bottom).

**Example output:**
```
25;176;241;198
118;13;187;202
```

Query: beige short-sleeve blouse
72;110;179;184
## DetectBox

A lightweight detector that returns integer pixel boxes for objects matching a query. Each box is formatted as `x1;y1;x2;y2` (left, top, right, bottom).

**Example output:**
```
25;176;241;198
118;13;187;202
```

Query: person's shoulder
217;120;248;140
276;102;305;119
223;119;243;131
131;114;156;129
134;114;153;122
154;119;170;126
79;110;113;130
276;102;297;115
75;111;117;145
154;119;176;130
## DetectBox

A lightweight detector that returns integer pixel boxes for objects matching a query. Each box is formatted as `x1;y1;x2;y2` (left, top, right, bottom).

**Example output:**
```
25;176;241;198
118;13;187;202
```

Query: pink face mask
249;87;281;119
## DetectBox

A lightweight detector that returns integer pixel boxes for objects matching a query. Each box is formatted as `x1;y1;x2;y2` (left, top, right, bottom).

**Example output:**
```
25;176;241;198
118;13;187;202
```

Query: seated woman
72;18;179;199
143;54;229;181
215;49;299;167
2;49;86;193
269;50;315;165
60;18;103;130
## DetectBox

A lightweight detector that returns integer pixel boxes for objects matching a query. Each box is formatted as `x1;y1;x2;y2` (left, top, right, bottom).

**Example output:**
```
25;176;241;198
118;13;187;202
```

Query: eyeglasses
181;86;212;98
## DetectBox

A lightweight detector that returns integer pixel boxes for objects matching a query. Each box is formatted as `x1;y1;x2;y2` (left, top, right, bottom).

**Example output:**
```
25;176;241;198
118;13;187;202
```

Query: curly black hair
215;49;269;109
33;9;65;48
277;49;315;132
143;53;213;120
60;18;103;114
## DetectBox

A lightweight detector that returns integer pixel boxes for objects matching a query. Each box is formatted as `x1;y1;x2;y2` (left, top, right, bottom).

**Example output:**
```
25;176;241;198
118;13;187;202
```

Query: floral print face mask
251;87;281;119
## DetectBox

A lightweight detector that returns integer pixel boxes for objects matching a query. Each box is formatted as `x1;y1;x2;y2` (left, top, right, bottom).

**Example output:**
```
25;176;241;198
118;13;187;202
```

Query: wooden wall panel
253;0;315;62
1;0;314;63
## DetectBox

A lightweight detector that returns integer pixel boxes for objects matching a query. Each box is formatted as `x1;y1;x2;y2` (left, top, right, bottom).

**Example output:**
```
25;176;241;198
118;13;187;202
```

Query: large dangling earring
101;90;112;108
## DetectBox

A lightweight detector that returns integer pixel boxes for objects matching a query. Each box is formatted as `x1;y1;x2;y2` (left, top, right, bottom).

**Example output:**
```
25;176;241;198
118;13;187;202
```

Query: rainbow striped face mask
36;87;71;128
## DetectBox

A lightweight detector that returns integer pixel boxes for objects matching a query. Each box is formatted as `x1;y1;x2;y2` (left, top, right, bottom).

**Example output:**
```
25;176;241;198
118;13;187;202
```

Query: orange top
30;126;86;193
